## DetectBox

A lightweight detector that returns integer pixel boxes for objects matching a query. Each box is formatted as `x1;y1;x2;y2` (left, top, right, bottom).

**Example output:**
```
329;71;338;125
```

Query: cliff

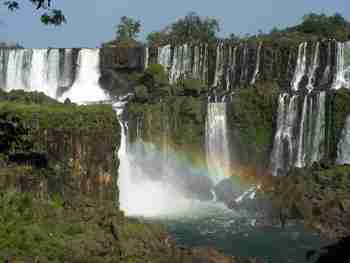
0;94;120;203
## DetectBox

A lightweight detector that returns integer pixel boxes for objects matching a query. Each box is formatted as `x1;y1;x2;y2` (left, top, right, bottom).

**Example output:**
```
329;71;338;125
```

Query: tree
147;31;169;46
170;12;220;42
4;0;66;25
228;33;239;41
116;16;141;41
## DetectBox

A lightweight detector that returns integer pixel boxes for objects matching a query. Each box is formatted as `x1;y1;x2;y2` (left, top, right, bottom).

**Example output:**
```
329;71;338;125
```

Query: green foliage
140;64;169;91
134;85;148;102
0;102;117;130
116;16;141;41
229;82;279;166
146;31;169;47
0;89;58;105
4;0;66;25
0;112;33;155
147;11;220;45
170;12;220;43
178;78;207;96
296;12;350;40
127;95;205;162
333;88;350;158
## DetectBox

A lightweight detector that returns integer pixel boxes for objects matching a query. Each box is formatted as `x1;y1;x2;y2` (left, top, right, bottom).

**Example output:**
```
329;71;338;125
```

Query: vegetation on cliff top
147;11;220;46
146;12;350;47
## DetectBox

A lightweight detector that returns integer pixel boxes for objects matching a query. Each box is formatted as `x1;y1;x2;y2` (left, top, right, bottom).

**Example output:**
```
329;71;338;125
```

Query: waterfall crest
59;49;108;103
0;48;108;103
291;42;308;91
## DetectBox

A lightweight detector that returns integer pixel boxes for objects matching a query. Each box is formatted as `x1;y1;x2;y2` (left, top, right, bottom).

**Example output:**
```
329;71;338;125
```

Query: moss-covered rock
227;81;280;168
0;97;120;204
268;165;350;239
179;78;208;97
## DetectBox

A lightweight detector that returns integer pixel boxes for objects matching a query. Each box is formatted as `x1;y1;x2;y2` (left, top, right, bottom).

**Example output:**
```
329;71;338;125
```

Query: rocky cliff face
0;97;120;204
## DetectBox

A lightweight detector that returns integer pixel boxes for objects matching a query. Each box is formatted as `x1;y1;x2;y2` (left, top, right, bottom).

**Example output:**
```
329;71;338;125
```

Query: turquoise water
142;200;329;263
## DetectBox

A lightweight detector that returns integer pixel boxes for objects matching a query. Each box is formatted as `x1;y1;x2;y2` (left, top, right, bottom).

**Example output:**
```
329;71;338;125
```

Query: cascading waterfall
6;49;30;91
306;42;320;92
272;91;327;174
291;42;307;91
213;42;224;87
270;94;299;175
310;92;326;164
205;103;231;184
250;43;262;85
59;49;75;90
157;44;171;71
332;42;350;90
144;47;149;69
336;114;350;165
57;49;108;103
240;45;249;85
295;95;308;168
170;44;191;84
1;48;107;103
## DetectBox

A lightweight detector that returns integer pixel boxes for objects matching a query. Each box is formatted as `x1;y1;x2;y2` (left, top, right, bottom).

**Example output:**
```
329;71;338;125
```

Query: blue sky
0;0;348;48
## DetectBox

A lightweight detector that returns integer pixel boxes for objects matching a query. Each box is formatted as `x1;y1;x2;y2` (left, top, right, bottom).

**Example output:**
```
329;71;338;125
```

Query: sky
0;0;348;48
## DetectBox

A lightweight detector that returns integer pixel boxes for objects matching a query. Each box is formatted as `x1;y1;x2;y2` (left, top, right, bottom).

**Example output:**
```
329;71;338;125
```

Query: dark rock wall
0;102;120;204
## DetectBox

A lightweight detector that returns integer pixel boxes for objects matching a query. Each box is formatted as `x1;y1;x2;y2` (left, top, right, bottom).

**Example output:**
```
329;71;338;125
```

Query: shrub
179;78;207;96
134;85;149;102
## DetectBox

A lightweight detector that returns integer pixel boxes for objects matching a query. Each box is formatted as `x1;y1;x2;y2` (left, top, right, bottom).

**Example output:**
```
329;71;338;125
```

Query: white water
213;42;224;87
310;92;326;164
295;95;308;168
270;94;299;175
251;43;262;85
116;100;234;217
144;47;149;69
1;48;108;104
306;42;320;92
205;103;231;184
157;44;171;80
336;114;350;164
59;49;74;89
59;49;108;103
332;42;350;90
291;42;307;91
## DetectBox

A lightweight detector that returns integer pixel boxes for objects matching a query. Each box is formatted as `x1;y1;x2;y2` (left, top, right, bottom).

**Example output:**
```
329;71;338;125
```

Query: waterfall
291;42;307;91
270;94;299;175
251;43;262;85
169;44;191;84
310;91;326;164
115;98;219;217
213;42;224;87
332;42;350;90
59;49;108;103
59;49;75;90
144;47;149;69
1;48;107;104
205;103;231;184
306;42;320;92
272;91;327;174
6;49;31;91
240;45;249;84
336;114;350;164
295;95;308;168
46;49;60;98
157;44;171;69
